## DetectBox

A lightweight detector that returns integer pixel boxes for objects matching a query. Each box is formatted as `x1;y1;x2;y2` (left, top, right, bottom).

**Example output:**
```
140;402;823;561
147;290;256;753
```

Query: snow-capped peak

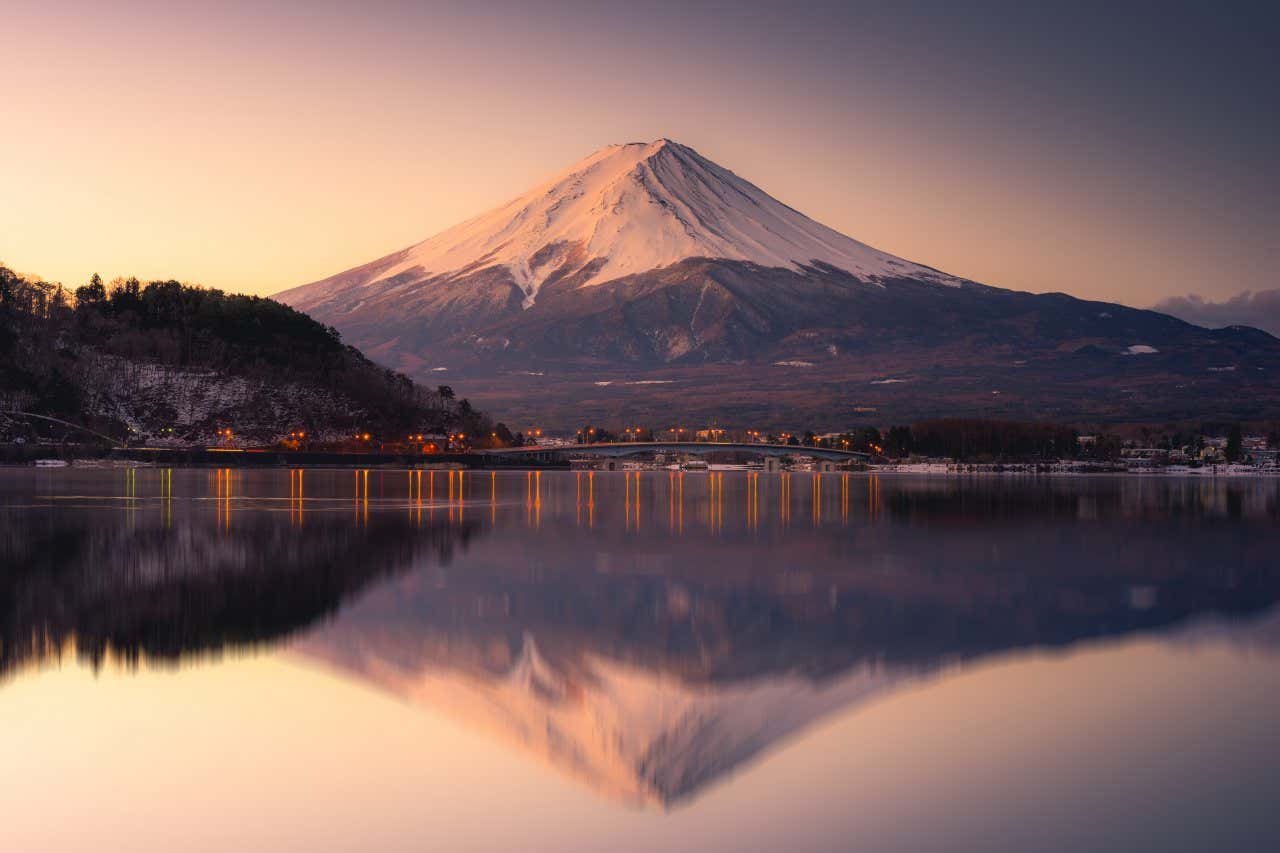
288;139;956;309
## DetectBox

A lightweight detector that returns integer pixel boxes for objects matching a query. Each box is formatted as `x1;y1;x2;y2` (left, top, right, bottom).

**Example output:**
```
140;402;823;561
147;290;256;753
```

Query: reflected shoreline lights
1;469;1278;811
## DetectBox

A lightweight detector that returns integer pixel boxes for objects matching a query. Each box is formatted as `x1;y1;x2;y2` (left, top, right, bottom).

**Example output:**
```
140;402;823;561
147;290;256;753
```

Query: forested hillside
0;265;490;446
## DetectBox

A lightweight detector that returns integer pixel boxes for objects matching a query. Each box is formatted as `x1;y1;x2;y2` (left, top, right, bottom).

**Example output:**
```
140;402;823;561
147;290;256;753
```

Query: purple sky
2;1;1276;309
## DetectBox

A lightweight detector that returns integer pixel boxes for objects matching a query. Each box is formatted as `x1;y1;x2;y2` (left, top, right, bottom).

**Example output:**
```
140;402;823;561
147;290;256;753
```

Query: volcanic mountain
277;140;1280;428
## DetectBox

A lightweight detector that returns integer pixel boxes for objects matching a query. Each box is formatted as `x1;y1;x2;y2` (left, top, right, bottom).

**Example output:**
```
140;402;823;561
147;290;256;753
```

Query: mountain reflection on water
2;469;1278;808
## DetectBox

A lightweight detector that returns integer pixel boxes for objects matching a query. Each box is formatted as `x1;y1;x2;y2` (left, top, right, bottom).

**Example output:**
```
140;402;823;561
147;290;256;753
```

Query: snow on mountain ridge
296;139;957;309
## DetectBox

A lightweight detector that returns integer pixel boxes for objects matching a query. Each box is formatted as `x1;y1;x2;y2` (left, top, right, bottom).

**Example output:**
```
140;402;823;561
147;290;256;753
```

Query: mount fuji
277;140;1280;427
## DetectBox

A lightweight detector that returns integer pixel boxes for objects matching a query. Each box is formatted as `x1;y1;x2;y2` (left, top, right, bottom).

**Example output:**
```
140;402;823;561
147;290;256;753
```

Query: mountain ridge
0;264;493;445
276;140;1280;428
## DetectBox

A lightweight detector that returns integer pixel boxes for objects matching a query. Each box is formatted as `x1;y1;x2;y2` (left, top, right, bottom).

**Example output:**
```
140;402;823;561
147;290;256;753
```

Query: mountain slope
0;265;490;445
277;140;1280;428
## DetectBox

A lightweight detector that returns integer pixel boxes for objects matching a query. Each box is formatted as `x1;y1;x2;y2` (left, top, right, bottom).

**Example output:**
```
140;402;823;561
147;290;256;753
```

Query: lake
1;468;1278;852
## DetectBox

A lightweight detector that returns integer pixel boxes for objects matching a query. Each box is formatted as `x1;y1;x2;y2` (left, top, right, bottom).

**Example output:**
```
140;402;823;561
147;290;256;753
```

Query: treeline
0;265;491;443
904;419;1080;461
827;419;1081;461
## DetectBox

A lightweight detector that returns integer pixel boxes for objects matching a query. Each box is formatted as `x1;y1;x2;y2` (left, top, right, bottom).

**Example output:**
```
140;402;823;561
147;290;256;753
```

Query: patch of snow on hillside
870;378;907;385
1125;345;1159;355
774;360;814;367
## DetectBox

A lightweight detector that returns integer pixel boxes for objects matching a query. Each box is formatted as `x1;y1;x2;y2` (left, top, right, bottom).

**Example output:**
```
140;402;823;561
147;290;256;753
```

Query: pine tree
1226;424;1243;462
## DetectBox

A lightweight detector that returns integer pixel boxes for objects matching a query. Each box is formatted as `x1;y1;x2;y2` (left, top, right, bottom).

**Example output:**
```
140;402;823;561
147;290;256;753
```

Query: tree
576;424;615;443
853;427;882;453
0;266;15;303
75;273;106;305
885;425;912;458
1225;423;1243;462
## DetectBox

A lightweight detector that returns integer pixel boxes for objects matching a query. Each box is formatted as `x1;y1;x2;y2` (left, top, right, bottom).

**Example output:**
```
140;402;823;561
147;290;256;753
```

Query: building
1120;447;1169;468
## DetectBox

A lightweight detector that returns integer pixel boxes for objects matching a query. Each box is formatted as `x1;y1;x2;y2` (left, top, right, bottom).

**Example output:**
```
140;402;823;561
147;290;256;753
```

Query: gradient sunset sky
3;1;1276;306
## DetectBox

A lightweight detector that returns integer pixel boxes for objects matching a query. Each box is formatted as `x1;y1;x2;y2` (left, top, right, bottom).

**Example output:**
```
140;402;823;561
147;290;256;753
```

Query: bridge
479;441;871;463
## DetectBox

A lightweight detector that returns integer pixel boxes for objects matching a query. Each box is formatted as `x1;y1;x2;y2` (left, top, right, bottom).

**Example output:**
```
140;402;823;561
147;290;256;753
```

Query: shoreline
5;459;1278;477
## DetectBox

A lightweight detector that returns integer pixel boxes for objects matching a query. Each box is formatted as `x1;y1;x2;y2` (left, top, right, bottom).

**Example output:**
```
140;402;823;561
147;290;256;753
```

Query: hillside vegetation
0;265;490;445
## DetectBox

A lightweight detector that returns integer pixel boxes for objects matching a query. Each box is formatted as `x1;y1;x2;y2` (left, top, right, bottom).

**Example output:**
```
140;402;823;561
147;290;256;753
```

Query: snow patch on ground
774;360;814;367
1125;344;1159;355
870;378;907;385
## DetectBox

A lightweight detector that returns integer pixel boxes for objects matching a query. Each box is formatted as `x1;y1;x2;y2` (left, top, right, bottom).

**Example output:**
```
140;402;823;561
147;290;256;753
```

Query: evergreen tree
1225;423;1243;462
75;272;106;305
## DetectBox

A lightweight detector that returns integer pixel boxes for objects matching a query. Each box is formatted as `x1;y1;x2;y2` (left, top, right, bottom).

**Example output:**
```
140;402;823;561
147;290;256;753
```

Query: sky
2;0;1277;308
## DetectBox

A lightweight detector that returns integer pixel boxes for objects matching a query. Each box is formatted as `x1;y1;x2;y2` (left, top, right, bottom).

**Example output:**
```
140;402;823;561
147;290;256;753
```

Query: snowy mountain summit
281;139;954;313
277;139;1280;429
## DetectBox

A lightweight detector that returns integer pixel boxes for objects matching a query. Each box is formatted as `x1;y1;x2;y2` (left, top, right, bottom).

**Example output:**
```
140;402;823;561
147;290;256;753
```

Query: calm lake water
2;468;1278;852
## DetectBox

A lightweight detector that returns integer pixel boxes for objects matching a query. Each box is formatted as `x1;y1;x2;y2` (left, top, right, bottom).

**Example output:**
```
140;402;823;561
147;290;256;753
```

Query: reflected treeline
2;469;1278;807
0;506;479;680
876;475;1280;524
291;474;1280;807
304;508;1280;686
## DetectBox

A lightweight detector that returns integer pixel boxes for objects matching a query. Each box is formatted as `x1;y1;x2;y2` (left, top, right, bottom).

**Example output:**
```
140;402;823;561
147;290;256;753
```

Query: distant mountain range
277;140;1280;428
1154;289;1280;338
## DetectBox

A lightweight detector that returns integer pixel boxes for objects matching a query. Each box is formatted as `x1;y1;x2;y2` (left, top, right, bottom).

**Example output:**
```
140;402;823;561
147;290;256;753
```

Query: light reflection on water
1;469;1279;852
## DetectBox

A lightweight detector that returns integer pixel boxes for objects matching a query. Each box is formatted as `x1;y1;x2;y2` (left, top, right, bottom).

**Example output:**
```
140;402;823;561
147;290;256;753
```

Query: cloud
1152;289;1280;337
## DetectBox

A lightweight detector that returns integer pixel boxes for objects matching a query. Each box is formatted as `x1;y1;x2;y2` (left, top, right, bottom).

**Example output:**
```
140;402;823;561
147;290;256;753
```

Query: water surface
2;469;1278;852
